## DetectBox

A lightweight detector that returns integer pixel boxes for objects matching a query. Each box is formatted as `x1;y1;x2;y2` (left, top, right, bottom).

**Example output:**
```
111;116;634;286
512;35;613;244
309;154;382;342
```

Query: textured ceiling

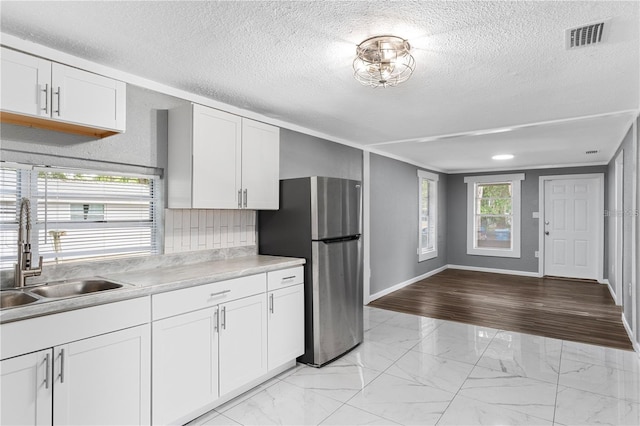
1;1;638;172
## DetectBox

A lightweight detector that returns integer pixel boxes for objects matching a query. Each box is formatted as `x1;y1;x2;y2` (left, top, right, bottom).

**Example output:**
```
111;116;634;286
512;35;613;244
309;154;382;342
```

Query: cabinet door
51;62;126;131
241;118;280;209
268;284;305;370
219;293;267;395
53;324;150;426
1;47;51;117
192;104;242;208
152;307;219;425
0;349;53;426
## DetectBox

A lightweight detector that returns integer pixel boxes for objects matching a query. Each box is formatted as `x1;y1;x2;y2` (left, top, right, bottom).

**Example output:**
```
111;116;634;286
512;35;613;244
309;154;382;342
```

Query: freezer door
311;177;361;240
311;237;363;366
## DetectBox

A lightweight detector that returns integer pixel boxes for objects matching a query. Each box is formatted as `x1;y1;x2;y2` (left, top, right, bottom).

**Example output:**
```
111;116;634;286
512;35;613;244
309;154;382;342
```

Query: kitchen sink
29;280;124;299
1;291;39;309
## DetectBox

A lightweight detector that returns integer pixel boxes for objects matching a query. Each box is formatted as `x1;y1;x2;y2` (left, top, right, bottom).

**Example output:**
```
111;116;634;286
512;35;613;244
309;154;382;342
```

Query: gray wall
369;154;447;295
279;129;362;181
447;165;608;273
606;121;638;333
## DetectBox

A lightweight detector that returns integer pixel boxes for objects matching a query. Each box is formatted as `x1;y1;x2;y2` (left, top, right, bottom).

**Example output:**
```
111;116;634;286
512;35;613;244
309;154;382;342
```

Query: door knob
545;220;550;225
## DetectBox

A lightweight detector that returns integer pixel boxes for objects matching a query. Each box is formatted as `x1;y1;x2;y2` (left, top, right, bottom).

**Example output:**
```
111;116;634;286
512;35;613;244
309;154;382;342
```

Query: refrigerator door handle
319;234;361;244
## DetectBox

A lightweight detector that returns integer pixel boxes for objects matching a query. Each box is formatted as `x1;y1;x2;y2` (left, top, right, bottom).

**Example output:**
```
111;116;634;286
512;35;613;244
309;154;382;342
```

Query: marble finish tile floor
188;306;640;426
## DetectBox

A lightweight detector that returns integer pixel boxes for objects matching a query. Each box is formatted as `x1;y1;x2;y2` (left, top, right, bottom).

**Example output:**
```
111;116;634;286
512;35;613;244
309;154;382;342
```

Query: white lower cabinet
151;269;303;424
267;283;305;370
53;324;150;425
0;324;150;426
151;275;268;425
218;293;267;395
0;349;52;426
152;307;219;425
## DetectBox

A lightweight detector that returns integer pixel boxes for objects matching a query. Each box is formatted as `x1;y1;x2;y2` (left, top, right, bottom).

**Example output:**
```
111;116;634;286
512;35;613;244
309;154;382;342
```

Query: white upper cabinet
168;103;280;210
0;47;51;118
51;62;126;132
242;118;280;210
192;105;242;209
0;47;126;138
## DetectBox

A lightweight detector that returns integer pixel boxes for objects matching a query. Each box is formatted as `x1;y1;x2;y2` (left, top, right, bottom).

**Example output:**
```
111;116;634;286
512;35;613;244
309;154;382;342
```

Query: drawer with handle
152;273;266;320
267;266;303;291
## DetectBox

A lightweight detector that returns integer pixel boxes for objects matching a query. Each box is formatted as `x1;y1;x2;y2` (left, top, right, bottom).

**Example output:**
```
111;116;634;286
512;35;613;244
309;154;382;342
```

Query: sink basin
1;291;39;309
30;280;124;299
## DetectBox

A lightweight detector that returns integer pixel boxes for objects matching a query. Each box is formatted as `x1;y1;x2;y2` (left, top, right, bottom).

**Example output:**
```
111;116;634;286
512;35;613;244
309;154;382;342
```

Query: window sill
418;250;438;262
467;247;521;258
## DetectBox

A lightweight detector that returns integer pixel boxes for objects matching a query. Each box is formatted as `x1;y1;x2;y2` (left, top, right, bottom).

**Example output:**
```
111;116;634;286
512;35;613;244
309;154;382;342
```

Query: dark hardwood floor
369;269;634;351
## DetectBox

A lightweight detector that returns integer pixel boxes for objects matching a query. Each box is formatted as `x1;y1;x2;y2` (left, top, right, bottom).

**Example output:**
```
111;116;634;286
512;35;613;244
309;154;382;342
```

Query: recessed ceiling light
492;154;514;160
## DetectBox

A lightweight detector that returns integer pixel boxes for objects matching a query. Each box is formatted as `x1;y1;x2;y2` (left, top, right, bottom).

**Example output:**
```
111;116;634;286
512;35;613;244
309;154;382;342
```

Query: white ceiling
1;1;638;172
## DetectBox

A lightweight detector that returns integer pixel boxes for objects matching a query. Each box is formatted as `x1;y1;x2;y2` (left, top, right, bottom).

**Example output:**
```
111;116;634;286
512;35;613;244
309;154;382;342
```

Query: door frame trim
614;151;624;305
538;173;605;282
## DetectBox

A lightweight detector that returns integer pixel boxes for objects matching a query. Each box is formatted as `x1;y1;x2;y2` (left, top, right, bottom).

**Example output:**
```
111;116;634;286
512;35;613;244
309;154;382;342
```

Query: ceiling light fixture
492;154;515;160
353;35;415;88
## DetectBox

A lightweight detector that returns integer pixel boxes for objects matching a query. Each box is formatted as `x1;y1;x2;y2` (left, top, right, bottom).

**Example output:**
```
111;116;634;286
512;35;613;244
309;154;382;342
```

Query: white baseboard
446;264;540;278
368;265;448;303
621;314;640;356
602;279;618;302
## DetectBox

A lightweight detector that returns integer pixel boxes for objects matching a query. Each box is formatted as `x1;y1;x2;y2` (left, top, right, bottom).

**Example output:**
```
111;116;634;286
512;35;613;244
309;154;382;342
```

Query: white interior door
543;176;602;280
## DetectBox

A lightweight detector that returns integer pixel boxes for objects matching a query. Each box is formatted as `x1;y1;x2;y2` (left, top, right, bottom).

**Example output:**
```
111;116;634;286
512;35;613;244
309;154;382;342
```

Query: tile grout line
552;340;564;426
433;326;500;425
331;309;444;425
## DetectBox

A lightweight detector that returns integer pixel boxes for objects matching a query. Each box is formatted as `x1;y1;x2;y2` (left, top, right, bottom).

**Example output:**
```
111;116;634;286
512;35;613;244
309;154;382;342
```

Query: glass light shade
353;35;415;88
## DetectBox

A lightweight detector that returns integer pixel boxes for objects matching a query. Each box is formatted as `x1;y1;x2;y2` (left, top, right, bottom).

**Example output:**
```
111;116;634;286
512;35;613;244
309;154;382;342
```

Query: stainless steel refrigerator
258;176;363;366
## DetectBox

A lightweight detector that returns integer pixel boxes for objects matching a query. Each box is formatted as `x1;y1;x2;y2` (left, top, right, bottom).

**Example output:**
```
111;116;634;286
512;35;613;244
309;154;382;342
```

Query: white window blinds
0;163;160;268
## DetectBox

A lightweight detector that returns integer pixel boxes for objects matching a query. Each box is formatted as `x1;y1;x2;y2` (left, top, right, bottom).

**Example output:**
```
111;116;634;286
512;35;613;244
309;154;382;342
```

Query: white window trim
418;170;438;262
464;173;524;258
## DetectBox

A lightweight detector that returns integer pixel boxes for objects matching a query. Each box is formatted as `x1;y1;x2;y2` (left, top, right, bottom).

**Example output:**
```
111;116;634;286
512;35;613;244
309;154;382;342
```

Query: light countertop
0;255;305;324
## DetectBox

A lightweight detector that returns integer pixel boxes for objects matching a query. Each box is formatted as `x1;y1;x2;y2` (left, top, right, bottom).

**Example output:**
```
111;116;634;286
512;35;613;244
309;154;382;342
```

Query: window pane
479;198;512;215
420;178;436;254
0;167;20;269
475;216;512;249
478;183;511;198
35;171;159;265
0;164;159;270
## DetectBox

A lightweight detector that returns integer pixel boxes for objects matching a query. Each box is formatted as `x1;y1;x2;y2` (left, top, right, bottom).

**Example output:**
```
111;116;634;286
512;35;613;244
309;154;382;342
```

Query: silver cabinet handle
238;190;242;208
54;87;61;116
282;276;296;281
44;353;50;389
221;306;226;330
58;349;65;383
214;308;219;332
243;189;247;208
270;293;274;313
210;290;231;298
41;84;49;114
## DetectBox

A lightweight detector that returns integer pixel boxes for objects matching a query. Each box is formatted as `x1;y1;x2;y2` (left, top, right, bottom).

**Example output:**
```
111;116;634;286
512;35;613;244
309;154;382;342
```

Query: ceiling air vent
566;20;609;49
585;150;599;155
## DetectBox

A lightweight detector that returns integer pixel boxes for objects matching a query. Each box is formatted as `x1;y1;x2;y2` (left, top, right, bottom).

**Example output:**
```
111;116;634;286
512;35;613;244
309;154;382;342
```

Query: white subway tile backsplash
165;209;257;254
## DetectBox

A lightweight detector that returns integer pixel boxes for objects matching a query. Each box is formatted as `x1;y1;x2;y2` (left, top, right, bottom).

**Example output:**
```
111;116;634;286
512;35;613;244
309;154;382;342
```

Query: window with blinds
0;163;160;269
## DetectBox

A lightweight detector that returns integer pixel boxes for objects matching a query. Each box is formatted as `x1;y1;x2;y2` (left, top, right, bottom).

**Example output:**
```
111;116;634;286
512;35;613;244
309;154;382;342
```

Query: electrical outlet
534;251;539;258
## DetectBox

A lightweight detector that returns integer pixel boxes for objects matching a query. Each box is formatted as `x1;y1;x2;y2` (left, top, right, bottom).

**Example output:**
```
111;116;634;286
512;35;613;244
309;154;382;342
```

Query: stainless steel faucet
15;198;43;288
